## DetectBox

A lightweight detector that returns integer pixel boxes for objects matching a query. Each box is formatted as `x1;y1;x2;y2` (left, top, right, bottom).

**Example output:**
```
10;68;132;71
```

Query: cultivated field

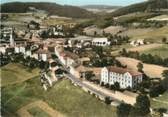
116;57;168;79
128;44;163;52
17;100;64;117
131;26;168;42
141;44;168;59
111;44;163;55
119;25;168;42
1;13;42;30
0;63;40;87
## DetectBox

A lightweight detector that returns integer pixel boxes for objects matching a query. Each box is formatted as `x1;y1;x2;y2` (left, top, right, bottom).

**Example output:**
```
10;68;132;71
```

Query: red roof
107;66;142;76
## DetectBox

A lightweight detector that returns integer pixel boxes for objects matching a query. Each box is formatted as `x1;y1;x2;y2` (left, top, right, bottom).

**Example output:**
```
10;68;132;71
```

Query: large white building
101;66;143;89
92;38;110;46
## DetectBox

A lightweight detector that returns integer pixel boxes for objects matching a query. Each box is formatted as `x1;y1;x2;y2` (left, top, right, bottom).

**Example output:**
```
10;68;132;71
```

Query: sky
1;0;147;6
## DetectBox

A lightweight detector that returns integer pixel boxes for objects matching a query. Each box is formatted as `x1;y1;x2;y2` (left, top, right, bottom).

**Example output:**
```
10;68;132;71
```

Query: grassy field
1;63;117;117
2;78;117;117
0;63;40;87
42;18;89;26
141;44;168;59
117;12;157;23
148;15;168;21
28;106;51;117
120;26;168;42
131;26;168;42
151;91;168;110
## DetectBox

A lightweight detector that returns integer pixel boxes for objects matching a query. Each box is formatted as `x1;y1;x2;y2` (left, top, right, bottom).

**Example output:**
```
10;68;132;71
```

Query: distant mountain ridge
111;0;168;16
81;5;122;9
0;2;96;18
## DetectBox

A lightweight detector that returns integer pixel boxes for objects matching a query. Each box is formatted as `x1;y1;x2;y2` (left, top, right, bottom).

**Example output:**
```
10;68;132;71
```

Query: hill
81;5;121;10
0;2;95;18
81;5;121;13
111;0;168;17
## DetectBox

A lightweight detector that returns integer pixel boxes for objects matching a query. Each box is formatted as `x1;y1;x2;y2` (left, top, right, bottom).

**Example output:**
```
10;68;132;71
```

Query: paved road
56;57;121;103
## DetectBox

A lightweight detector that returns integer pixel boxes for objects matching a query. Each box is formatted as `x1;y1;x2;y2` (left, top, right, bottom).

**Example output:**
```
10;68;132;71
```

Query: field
28;106;51;117
131;26;168;42
116;12;157;23
42;18;89;26
151;91;168;109
141;44;168;59
148;15;168;21
0;63;40;87
111;44;163;56
116;57;168;79
120;26;168;42
1;63;117;117
1;13;42;30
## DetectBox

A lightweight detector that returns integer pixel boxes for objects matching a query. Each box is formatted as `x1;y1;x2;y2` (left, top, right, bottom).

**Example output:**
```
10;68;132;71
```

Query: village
1;1;168;117
1;20;167;111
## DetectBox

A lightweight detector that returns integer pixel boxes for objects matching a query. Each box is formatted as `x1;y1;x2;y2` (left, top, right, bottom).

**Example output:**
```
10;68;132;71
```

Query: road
56;58;121;104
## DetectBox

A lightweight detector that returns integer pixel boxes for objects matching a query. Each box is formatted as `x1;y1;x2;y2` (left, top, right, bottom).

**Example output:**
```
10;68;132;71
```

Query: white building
0;46;6;53
92;38;110;46
130;39;145;47
25;50;32;57
14;46;26;54
35;49;48;61
101;66;143;89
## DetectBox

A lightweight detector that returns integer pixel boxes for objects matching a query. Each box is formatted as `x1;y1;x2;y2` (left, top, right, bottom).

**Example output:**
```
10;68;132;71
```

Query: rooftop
107;66;142;76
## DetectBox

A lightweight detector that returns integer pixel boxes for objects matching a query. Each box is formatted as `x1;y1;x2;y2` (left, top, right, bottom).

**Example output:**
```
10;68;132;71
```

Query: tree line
1;53;49;70
120;48;168;67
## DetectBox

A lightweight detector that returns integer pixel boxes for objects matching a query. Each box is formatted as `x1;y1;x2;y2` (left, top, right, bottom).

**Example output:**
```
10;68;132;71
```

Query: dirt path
17;100;64;117
116;57;168;79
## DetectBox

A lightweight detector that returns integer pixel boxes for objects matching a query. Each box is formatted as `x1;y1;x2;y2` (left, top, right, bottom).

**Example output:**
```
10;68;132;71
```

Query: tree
137;62;143;72
162;70;168;79
162;37;167;43
161;70;168;89
51;54;58;59
85;71;94;81
100;82;104;86
105;96;111;104
94;31;97;36
117;103;132;117
157;108;167;116
134;94;150;116
39;60;46;69
149;85;165;97
120;48;128;56
114;82;120;90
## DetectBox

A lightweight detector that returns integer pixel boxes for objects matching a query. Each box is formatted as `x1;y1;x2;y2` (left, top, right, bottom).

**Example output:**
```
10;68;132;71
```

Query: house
25;50;32;57
14;45;26;54
35;49;48;61
92;38;110;46
101;66;143;89
0;45;7;53
130;39;145;47
0;27;15;46
60;51;79;67
80;57;90;65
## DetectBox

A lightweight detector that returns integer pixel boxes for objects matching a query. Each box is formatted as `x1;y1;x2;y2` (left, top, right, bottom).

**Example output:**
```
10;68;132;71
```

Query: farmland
141;44;168;59
0;63;40;87
1;63;117;117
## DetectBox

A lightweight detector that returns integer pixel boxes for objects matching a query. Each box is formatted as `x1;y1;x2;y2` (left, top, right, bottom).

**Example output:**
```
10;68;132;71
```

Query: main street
56;58;121;104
